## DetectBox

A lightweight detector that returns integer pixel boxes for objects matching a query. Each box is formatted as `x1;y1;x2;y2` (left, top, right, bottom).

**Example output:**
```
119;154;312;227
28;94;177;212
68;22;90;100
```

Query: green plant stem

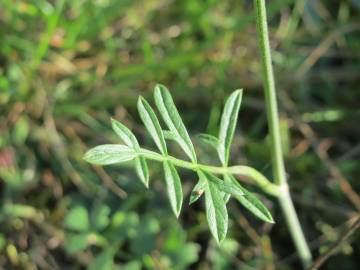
139;148;280;196
253;0;312;268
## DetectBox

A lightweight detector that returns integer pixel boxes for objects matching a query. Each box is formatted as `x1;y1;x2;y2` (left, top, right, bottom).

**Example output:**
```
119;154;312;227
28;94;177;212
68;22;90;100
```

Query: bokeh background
1;0;360;269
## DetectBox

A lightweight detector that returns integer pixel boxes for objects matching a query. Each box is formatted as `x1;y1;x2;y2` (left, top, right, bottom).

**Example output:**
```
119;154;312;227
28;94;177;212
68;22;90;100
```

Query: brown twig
307;215;360;270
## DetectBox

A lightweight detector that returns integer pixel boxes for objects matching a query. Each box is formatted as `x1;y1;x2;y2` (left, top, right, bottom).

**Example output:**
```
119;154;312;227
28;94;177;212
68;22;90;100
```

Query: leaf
198;133;219;150
198;171;228;243
201;170;244;198
218;89;243;165
64;206;90;232
84;144;137;165
154;84;197;162
226;174;274;223
88;249;113;270
137;96;167;155
189;176;206;205
111;118;138;147
65;233;90;253
92;204;111;231
111;118;149;186
135;157;149;187
163;130;177;141
163;160;183;217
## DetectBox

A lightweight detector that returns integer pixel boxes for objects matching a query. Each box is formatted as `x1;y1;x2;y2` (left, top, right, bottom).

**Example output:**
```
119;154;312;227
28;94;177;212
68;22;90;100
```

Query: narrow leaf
198;171;228;243
111;118;150;187
135;157;149;187
111;118;138;148
163;160;183;217
201;170;244;198
84;145;137;165
189;176;206;205
218;89;243;165
198;133;219;150
154;84;197;162
163;130;177;141
226;174;274;223
137;96;167;155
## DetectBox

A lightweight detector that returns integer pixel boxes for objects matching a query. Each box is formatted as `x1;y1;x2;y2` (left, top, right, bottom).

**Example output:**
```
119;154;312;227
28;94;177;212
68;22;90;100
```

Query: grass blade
163;160;183;217
137;96;167;155
154;84;197;162
218;89;243;165
84;145;137;165
198;171;228;243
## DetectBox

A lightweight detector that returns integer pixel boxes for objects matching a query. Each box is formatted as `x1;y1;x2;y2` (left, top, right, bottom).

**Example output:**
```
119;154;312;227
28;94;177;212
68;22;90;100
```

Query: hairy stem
139;148;280;196
253;0;312;268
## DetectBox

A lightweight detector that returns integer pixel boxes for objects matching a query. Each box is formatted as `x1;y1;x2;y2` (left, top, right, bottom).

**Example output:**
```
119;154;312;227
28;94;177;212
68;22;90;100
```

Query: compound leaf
154;84;197;162
163;160;183;217
84;145;137;165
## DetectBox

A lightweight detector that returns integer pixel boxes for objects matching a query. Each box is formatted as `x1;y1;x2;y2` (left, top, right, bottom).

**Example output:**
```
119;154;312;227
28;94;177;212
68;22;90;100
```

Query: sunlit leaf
154;84;197;162
111;119;149;186
201;170;244;197
83;144;137;165
137;96;167;155
218;89;243;165
199;171;228;243
226;174;274;223
135;157;149;187
163;160;183;217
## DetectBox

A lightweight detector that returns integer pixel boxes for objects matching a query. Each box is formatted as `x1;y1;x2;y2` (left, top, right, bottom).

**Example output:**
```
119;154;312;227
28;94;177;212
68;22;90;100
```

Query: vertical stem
253;0;312;268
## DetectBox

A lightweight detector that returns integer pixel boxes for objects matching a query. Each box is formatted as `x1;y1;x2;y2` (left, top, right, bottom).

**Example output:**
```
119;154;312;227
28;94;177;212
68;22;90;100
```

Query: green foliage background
1;0;360;269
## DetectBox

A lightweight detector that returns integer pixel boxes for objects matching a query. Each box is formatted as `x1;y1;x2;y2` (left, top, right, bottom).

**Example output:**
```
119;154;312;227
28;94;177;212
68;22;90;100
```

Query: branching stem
253;0;312;268
139;148;280;196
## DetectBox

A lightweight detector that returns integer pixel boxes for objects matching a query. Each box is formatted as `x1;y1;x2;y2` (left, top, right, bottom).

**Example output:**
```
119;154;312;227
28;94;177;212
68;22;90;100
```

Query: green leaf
163;130;177;141
201;170;244;198
65;233;89;253
137;96;167;155
111;118;149;186
198;171;228;243
83;144;137;165
64;206;90;232
92;204;111;231
135;157;149;187
226;174;274;223
189;176;206;205
111;118;138;147
218;89;243;165
198;133;219;150
154;84;197;162
163;160;183;217
88;249;113;270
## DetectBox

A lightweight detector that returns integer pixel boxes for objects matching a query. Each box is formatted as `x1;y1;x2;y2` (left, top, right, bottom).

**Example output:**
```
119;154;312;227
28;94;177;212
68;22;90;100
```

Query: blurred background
1;0;360;269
